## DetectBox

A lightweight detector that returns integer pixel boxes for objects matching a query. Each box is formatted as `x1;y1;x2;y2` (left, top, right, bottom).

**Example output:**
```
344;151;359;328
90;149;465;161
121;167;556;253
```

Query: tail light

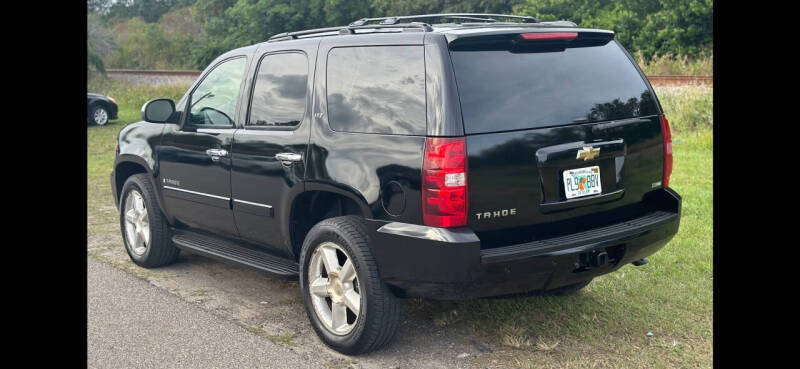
660;114;673;187
519;32;578;41
422;137;467;227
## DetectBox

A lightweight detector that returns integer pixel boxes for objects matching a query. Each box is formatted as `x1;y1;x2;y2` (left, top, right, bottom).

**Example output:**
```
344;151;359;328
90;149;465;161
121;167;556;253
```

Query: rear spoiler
446;28;615;51
444;27;613;42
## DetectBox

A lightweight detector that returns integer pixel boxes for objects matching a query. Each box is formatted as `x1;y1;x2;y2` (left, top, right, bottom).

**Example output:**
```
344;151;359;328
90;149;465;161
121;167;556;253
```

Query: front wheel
119;174;179;267
89;105;109;126
299;216;404;354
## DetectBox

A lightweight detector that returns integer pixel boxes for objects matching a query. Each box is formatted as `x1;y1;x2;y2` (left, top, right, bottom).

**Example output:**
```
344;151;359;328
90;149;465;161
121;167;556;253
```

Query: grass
92;253;174;280
87;78;188;179
266;332;299;348
635;53;713;76
657;86;713;133
87;80;711;368
244;325;299;348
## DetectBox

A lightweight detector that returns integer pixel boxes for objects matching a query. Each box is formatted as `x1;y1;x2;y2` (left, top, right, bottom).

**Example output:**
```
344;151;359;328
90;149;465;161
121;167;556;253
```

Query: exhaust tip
632;258;648;266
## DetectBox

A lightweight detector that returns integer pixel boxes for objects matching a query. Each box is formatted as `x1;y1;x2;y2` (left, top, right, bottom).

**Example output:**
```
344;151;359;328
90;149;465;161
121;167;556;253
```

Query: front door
158;56;248;237
231;50;314;257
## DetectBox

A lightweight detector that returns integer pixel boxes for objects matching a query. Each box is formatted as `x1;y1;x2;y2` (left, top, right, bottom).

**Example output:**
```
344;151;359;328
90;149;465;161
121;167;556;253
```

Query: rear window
326;46;426;135
450;40;659;134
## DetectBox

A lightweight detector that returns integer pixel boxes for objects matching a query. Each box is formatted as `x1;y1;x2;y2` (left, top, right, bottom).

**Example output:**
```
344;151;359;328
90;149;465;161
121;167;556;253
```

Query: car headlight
108;96;117;104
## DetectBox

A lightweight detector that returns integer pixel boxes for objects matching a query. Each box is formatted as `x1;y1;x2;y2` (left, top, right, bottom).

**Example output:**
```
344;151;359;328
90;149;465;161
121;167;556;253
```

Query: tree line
87;0;712;72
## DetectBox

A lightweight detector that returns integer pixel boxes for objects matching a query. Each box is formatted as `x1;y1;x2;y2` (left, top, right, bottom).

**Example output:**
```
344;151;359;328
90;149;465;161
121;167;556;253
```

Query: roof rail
267;13;547;43
539;20;578;27
350;13;539;26
268;22;433;42
268;26;344;42
339;22;433;34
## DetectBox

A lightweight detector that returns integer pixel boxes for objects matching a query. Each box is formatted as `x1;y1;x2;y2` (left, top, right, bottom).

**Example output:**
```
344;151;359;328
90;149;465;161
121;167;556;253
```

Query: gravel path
88;257;318;369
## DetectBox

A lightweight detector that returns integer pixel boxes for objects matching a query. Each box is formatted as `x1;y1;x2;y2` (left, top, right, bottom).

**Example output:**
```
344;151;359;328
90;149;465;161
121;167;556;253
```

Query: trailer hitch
573;247;620;273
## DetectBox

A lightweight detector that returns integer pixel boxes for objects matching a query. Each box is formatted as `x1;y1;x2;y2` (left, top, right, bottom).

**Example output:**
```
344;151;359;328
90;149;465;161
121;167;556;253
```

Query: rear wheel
299;216;404;354
89;105;109;126
119;174;179;267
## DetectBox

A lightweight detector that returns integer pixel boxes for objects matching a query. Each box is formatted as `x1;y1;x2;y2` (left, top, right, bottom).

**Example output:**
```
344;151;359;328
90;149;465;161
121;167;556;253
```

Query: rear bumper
369;187;681;300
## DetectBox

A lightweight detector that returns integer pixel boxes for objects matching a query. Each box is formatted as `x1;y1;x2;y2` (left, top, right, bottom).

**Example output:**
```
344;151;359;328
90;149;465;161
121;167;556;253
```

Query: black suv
111;14;681;354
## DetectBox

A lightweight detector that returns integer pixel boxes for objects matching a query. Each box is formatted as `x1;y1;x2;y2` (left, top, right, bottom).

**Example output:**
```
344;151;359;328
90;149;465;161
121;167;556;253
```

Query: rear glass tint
450;40;659;134
327;46;426;135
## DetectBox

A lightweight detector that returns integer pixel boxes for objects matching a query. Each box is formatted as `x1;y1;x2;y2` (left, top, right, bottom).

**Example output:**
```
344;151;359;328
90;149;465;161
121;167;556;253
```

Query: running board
172;230;299;279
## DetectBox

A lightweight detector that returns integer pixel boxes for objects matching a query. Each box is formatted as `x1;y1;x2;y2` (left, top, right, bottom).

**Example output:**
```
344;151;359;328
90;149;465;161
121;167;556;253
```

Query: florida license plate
563;166;602;199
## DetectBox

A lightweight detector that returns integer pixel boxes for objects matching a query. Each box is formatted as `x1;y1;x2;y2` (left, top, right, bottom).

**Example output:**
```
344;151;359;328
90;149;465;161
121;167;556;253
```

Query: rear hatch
448;29;667;248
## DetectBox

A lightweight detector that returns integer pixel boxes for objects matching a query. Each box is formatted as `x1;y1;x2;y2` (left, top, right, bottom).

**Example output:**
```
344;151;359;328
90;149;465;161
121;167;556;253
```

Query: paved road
87;257;317;368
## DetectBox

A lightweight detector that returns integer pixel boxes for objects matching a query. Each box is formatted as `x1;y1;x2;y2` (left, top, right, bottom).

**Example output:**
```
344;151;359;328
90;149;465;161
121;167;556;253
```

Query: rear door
448;32;665;241
230;43;317;257
157;57;247;237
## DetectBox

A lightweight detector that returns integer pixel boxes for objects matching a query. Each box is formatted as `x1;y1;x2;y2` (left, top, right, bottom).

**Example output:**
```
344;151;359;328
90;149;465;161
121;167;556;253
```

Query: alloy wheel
308;242;361;335
123;190;150;256
94;107;108;125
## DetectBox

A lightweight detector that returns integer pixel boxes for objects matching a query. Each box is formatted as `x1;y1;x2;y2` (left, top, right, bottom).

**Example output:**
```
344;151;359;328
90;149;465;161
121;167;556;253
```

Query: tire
299;215;404;354
119;173;179;268
543;279;592;296
89;105;109;126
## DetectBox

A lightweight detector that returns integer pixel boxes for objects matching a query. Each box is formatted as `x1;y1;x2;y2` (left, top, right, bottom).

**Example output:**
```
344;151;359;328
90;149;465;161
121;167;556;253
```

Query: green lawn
87;81;711;368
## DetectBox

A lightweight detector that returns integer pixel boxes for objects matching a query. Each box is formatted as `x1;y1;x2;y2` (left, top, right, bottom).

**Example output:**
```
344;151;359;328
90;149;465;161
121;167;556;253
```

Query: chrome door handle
275;152;302;164
205;148;228;161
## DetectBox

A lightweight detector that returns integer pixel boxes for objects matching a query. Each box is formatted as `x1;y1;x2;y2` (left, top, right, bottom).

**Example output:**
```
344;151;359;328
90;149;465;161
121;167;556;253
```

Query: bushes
654;86;713;133
516;0;712;60
105;9;198;70
636;53;713;76
88;12;116;74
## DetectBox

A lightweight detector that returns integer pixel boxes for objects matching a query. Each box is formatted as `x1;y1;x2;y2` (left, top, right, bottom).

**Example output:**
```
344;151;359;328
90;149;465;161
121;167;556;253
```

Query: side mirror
141;99;176;123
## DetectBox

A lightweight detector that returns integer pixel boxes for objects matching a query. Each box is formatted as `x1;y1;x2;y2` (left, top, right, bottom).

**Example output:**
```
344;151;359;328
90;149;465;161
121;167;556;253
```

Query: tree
87;12;116;74
517;0;712;58
90;0;712;70
104;0;190;22
371;0;523;18
635;0;712;57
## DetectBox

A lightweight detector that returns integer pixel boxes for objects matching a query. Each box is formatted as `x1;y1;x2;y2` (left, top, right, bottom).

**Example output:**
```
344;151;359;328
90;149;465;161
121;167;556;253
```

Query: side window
326;46;426;135
187;57;247;127
248;53;309;127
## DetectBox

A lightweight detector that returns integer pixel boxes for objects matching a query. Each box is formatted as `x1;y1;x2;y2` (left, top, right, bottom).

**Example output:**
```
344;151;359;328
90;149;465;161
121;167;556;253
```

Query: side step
172;229;299;279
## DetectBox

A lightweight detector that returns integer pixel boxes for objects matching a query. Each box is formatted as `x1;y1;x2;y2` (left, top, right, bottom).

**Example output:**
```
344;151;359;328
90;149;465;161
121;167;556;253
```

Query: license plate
563;166;602;199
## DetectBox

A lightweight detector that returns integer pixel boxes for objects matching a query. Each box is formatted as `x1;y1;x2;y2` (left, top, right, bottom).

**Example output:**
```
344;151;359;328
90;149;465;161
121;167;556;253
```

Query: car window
187;57;247;127
248;53;308;127
326;46;426;135
450;40;659;134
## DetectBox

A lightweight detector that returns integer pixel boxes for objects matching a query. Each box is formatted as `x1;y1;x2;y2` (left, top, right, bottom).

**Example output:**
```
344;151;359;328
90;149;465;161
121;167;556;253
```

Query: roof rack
539;20;578;27
350;13;539;26
339;22;433;34
268;26;344;42
268;13;547;42
268;22;433;42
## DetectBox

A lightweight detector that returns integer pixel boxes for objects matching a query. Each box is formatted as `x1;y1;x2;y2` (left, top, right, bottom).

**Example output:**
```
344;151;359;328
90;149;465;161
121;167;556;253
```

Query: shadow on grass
402;278;670;346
